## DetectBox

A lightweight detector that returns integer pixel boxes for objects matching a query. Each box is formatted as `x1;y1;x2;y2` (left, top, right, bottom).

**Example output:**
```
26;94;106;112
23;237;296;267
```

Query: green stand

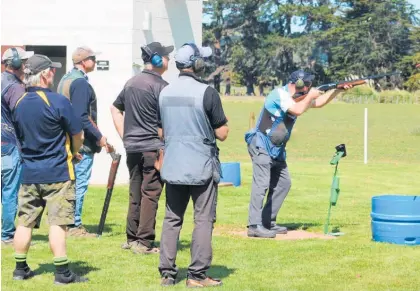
324;144;346;236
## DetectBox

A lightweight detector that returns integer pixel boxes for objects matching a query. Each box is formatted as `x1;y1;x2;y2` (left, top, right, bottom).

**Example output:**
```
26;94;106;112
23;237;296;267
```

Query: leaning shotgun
97;148;121;237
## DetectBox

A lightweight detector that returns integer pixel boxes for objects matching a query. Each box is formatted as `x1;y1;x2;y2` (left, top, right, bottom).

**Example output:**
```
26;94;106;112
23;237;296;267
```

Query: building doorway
25;45;67;92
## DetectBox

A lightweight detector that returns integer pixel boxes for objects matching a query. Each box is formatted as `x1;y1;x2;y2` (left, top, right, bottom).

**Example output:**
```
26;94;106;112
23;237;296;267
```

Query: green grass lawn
2;101;420;291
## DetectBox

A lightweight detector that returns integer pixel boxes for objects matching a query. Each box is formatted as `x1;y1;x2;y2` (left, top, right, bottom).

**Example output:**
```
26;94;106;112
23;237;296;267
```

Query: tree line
202;0;420;94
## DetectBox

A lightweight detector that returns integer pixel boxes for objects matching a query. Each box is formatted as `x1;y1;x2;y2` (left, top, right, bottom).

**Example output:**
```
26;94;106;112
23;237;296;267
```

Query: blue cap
175;43;212;68
289;70;315;84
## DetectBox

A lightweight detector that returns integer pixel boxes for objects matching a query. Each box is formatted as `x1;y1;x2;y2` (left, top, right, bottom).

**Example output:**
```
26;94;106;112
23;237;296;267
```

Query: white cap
2;47;34;63
175;43;212;67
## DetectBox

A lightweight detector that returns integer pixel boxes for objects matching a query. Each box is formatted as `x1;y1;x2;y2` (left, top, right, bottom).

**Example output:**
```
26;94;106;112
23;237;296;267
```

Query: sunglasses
304;81;312;87
84;56;96;62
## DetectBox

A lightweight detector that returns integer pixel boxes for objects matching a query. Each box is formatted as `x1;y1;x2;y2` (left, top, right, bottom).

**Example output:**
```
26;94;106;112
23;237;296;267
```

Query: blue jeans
1;146;22;241
74;153;94;227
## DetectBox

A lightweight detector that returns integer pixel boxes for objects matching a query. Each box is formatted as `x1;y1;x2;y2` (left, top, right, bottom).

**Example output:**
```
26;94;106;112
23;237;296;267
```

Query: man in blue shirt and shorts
12;54;88;285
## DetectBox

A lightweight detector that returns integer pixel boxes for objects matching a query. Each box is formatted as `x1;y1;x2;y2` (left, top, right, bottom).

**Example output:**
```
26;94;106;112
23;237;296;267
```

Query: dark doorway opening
25;45;67;92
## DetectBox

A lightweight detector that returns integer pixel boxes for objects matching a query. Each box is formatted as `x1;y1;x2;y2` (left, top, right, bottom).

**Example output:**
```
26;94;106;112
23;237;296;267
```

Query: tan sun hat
72;46;101;64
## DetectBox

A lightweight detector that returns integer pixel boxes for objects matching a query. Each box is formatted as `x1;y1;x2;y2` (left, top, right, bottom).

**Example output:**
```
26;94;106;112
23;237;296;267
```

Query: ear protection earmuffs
141;45;163;68
10;48;22;70
183;43;205;73
295;71;306;90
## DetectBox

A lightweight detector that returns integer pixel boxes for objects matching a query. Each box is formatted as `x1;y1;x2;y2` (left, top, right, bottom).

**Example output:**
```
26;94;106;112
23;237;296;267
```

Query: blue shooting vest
245;85;298;160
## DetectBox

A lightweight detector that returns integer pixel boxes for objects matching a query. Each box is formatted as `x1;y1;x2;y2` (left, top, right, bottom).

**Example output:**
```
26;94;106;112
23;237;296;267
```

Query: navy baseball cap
289;70;315;84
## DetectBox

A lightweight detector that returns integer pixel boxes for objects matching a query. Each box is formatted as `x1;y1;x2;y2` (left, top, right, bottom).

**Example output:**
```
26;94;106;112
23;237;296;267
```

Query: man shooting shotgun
293;71;401;102
244;69;353;238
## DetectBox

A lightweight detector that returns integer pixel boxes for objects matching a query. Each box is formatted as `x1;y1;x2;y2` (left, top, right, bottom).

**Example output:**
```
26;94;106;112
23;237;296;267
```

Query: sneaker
186;276;222;288
247;225;276;238
131;241;160;254
54;270;89;285
13;267;35;280
67;225;97;238
2;238;14;246
270;224;288;234
121;241;137;250
161;276;176;286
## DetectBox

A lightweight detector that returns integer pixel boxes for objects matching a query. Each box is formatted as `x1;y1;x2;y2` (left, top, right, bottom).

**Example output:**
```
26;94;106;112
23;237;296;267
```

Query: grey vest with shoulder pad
159;76;221;185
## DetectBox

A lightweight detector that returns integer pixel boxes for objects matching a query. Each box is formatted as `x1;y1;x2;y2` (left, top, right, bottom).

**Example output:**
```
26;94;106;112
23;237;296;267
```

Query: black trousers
126;151;163;248
158;180;218;280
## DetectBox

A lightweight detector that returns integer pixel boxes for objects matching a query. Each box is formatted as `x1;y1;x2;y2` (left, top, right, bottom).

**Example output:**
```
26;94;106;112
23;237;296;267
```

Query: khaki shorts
18;180;75;228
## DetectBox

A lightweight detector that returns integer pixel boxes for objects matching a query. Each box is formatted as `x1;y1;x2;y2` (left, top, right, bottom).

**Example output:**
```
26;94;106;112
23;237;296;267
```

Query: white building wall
133;0;203;84
1;0;203;185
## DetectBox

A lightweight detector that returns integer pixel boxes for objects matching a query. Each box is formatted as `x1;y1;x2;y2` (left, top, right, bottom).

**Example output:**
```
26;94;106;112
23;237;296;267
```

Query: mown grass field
2;100;420;291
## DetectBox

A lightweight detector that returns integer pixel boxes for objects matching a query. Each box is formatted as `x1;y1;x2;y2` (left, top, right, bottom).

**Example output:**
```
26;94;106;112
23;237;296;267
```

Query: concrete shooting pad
214;227;337;241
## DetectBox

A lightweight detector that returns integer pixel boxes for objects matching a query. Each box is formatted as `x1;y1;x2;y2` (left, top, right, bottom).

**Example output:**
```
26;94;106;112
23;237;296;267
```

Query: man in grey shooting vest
158;43;229;288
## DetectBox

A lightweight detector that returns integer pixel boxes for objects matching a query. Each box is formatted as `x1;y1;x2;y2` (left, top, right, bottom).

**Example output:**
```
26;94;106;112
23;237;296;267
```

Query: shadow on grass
332;226;341;233
282;222;322;230
34;260;100;276
154;240;191;251
177;265;236;283
283;222;358;232
177;240;191;251
32;234;49;242
83;223;118;234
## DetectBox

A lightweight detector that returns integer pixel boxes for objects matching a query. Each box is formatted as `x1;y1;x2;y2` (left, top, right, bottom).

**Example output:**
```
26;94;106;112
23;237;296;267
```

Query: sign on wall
97;60;109;71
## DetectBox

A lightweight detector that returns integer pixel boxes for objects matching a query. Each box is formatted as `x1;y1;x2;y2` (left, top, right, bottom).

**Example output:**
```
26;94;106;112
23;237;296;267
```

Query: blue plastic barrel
371;195;420;246
220;162;241;187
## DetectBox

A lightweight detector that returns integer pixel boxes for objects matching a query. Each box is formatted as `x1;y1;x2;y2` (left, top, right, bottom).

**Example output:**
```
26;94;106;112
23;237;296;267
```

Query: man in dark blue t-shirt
12;54;87;285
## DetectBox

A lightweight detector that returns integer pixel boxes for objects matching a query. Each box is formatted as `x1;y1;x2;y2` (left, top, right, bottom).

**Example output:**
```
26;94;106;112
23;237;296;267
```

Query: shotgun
293;71;401;100
97;148;121;237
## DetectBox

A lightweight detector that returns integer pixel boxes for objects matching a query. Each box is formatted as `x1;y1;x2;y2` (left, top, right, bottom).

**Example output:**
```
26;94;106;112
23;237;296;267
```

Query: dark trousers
159;180;217;280
126;151;163;248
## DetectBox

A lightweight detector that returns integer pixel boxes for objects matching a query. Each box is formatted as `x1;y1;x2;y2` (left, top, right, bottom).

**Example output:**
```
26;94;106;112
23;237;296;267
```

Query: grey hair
23;68;50;87
3;60;12;67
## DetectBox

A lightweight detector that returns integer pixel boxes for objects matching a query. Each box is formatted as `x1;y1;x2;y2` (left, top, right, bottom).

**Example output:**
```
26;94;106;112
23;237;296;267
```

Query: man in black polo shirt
111;42;174;254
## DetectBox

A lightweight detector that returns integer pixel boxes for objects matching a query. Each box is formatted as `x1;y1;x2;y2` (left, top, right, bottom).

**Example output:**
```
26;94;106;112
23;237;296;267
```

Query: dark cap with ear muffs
289;70;315;90
141;42;174;68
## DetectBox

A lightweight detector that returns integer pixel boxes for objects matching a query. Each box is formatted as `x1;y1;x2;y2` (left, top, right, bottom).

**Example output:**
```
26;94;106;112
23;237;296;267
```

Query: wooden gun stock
337;79;367;88
97;152;121;237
